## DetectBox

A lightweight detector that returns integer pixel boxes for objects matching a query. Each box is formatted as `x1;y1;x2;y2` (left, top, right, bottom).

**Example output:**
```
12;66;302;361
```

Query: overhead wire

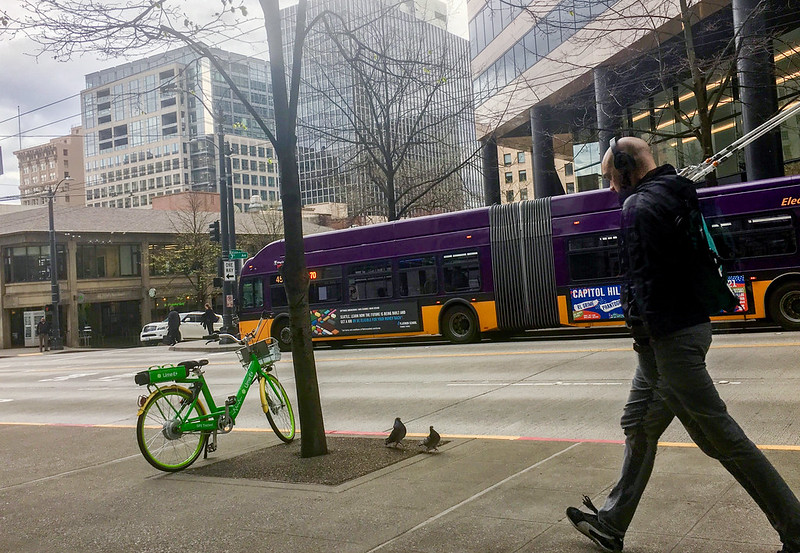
0;18;270;145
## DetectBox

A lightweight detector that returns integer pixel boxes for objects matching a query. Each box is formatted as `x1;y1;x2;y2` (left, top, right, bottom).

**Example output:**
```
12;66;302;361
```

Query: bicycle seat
178;359;209;371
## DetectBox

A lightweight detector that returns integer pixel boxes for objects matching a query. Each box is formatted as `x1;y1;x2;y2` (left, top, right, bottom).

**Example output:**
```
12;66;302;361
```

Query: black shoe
566;496;623;552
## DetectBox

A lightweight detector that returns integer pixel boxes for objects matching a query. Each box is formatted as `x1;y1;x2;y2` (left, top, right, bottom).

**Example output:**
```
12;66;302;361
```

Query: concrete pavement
1;421;795;553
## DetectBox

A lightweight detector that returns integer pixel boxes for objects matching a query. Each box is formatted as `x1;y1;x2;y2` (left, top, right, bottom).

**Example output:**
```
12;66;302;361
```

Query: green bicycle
134;313;295;472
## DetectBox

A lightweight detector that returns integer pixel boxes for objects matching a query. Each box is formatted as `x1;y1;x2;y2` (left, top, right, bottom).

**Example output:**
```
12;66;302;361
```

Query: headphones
609;136;636;174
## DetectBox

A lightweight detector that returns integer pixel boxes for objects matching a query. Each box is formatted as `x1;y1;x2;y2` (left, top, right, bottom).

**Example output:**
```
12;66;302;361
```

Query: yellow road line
318;342;800;362
2;421;799;451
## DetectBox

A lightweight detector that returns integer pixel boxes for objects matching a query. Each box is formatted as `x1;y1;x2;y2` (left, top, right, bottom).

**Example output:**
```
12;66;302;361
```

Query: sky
0;0;469;202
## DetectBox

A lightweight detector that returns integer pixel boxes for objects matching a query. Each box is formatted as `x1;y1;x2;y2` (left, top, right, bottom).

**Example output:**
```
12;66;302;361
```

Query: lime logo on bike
147;365;190;384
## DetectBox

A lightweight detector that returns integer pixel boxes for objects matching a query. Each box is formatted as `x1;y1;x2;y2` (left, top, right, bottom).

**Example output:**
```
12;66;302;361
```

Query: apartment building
14;126;85;206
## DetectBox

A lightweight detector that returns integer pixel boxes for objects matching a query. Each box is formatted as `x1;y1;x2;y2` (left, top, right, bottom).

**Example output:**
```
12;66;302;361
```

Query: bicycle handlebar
204;310;273;346
205;332;244;345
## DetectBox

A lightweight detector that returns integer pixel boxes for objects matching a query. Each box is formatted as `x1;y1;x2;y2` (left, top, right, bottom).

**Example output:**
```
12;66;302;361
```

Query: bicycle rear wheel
136;386;208;472
259;374;295;443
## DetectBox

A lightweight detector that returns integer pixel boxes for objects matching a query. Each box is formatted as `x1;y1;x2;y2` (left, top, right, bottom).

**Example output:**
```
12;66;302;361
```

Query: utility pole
47;177;72;350
216;106;235;336
225;147;239;276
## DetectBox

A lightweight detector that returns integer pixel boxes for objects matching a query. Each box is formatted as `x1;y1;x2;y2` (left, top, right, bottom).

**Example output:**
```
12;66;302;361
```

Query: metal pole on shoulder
217;106;235;339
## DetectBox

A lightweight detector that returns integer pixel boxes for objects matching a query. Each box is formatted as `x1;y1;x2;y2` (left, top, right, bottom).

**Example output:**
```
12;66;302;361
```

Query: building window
505;190;514;203
504;172;513;184
517;152;525;163
76;244;141;279
3;245;67;283
503;153;512;166
519;170;527;182
520;188;528;200
565;162;574;177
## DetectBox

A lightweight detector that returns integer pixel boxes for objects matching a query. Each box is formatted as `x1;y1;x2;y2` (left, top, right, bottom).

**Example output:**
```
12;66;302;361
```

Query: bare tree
149;192;220;307
236;203;285;256
7;0;328;457
480;0;800;187
295;0;481;221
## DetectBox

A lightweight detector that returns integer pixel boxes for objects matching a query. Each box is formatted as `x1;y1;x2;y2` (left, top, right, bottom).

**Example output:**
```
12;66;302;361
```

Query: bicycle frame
138;353;272;433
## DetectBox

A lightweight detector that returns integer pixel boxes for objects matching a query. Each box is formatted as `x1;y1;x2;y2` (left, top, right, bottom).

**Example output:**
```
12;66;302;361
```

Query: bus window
442;251;480;292
241;277;264;308
348;260;393;300
309;266;342;304
567;233;620;281
399;256;437;296
268;273;287;308
709;213;797;260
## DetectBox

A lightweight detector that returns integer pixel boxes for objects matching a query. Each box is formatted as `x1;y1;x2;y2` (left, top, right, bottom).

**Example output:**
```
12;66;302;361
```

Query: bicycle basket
236;338;281;368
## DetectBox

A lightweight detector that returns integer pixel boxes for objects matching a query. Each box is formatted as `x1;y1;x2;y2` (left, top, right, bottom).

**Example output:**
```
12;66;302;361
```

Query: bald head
602;136;657;196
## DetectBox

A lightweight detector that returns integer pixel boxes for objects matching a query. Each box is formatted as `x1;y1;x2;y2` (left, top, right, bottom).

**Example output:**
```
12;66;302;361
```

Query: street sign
229;249;249;260
224;260;236;281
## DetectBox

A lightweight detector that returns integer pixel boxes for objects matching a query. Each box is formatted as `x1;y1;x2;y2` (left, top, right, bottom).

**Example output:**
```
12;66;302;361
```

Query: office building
469;0;800;200
80;46;280;212
283;0;481;219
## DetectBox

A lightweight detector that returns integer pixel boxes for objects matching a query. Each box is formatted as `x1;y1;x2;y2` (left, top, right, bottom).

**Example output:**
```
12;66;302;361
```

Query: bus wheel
271;318;293;352
768;282;800;331
442;305;479;344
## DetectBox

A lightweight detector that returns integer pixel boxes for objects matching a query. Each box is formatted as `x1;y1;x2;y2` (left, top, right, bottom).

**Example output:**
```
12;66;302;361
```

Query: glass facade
471;0;615;105
283;0;481;216
81;47;279;209
472;0;800;188
3;245;67;283
76;244;141;279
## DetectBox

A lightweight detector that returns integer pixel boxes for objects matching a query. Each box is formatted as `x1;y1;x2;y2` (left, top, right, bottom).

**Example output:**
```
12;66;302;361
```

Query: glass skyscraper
81;46;280;211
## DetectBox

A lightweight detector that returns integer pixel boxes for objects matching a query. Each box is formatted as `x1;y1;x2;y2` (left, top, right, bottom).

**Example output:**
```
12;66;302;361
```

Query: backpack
679;202;740;315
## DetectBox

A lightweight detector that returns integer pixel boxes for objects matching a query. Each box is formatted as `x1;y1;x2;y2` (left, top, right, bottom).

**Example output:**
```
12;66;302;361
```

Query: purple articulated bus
238;175;800;349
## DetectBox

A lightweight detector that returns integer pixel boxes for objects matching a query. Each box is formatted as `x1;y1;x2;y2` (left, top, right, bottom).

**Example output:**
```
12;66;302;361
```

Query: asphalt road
2;330;800;445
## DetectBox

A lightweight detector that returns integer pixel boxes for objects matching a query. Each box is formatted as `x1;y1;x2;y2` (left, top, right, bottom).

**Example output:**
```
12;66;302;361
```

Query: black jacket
167;310;181;331
201;308;216;326
621;164;710;338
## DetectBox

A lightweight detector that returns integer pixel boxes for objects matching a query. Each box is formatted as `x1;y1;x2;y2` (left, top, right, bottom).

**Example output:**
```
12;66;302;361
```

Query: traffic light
208;220;220;243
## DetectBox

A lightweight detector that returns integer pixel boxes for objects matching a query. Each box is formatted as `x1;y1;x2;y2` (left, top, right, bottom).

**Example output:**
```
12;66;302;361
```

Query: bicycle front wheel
136;386;208;472
259;374;295;443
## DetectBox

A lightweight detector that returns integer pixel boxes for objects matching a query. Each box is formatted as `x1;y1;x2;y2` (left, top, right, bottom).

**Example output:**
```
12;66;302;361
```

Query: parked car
139;311;222;345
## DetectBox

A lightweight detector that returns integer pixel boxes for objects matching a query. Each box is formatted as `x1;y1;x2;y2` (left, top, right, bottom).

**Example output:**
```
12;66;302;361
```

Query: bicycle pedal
225;396;237;406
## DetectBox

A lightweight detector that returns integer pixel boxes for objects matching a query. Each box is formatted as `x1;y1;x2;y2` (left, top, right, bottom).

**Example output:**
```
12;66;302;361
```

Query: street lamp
47;176;73;350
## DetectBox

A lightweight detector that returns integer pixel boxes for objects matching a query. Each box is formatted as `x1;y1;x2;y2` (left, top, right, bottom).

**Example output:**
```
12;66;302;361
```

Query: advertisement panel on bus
570;276;749;322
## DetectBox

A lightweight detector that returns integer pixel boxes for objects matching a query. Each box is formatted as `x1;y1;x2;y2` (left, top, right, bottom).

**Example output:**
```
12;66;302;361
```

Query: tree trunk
260;0;327;458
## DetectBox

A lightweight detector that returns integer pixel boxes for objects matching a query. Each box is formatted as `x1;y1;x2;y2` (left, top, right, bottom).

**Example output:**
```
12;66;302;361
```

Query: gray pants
599;322;800;549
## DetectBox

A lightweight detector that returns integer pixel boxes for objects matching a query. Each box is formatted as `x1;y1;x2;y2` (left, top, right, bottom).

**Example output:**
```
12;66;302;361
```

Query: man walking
166;307;181;346
566;137;800;553
201;303;216;336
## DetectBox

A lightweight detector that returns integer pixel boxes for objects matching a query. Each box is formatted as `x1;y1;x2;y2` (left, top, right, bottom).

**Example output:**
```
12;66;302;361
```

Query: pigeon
419;426;441;453
385;417;406;448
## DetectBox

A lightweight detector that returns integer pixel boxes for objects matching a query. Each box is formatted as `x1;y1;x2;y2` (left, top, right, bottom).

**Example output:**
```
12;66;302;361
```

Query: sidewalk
1;422;793;552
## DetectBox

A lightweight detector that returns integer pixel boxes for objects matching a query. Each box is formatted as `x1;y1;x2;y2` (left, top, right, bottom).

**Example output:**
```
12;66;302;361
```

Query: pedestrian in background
166;308;181;346
36;316;51;352
566;137;800;553
201;303;216;336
